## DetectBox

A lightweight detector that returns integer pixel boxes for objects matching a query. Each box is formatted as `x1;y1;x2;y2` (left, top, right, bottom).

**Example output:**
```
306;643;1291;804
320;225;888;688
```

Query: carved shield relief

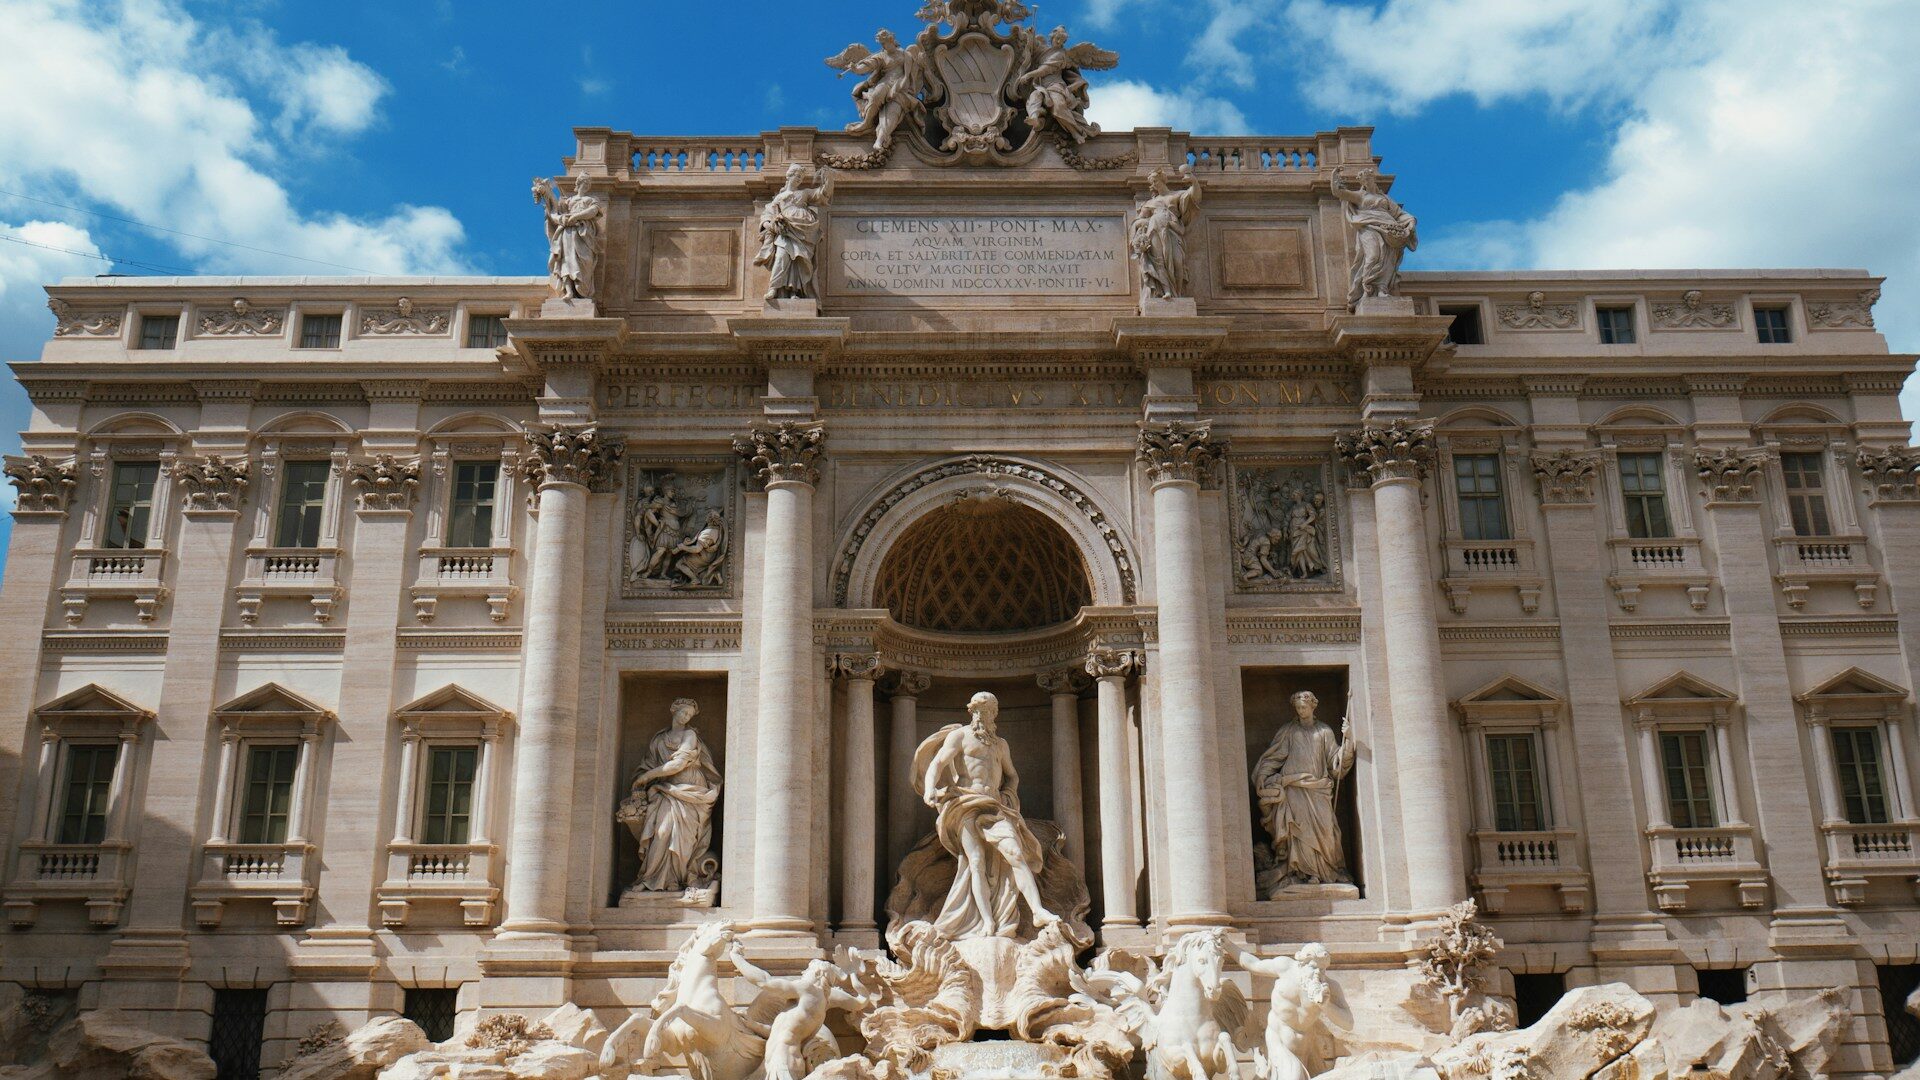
931;33;1017;152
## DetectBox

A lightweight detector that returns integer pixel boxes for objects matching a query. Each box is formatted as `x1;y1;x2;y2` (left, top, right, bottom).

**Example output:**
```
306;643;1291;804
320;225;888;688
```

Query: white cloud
0;220;103;363
1288;0;1920;423
1086;79;1251;135
1081;0;1134;30
0;0;469;279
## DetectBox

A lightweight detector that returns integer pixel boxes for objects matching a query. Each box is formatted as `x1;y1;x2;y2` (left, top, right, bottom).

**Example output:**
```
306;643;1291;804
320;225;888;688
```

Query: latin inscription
822;380;1142;409
602;382;763;410
829;215;1129;297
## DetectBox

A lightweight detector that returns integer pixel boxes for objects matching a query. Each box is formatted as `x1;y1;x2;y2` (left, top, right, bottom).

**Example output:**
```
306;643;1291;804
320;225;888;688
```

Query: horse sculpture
630;922;770;1080
1091;928;1249;1080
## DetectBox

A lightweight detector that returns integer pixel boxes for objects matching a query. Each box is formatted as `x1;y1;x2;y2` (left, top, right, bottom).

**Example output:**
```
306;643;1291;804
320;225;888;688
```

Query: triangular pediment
1459;674;1559;704
1798;667;1908;703
37;683;152;720
214;682;331;718
395;684;511;719
1627;671;1737;706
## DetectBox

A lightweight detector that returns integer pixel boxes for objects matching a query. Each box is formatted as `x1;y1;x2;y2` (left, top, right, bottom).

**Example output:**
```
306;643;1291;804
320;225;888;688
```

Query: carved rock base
617;883;717;910
953;936;1024;1031
919;1039;1068;1080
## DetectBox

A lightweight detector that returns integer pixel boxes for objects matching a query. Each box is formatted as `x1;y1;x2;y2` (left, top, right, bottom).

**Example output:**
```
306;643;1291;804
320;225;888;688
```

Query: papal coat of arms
823;0;1124;168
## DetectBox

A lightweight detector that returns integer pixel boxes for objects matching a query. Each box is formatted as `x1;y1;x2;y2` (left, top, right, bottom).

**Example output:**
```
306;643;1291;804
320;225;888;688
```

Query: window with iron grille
1755;307;1792;344
421;746;479;846
238;745;299;845
1512;973;1566;1029
273;461;330;548
1618;452;1673;539
1596;306;1636;344
1452;454;1511;541
1781;452;1832;537
1832;727;1892;825
297;313;341;349
1485;733;1547;832
404;987;460;1043
209;988;268;1080
1879;964;1920;1069
1696;967;1748;1005
1660;730;1717;829
466;314;509;349
137;315;178;351
103;461;160;549
57;744;117;845
446;462;499;549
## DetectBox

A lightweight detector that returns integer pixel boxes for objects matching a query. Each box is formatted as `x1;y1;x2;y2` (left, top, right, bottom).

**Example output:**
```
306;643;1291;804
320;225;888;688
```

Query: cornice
42;631;170;654
1112;316;1233;369
727;315;852;367
395;629;525;651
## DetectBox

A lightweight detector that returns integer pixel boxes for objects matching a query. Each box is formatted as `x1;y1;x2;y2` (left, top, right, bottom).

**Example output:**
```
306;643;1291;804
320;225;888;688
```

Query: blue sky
2;0;1918;530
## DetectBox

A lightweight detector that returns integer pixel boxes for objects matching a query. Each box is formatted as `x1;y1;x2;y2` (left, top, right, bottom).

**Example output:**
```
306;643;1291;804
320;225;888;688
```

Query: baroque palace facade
3;7;1919;1076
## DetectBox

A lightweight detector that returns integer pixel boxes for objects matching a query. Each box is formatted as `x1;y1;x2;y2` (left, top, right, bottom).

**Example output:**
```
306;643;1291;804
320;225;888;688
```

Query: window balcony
376;842;500;927
190;841;316;927
1821;821;1920;905
1646;825;1769;911
1439;538;1542;614
235;546;341;624
60;548;168;624
2;840;132;928
1771;535;1878;609
1606;536;1710;612
1469;829;1590;914
411;547;516;623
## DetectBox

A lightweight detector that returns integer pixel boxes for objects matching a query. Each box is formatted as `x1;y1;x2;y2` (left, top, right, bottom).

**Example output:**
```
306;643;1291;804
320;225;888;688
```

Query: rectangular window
297;313;342;349
465;314;509;349
238;745;299;845
1597;306;1637;344
273;461;330;548
1618;452;1673;539
56;744;118;845
1440;304;1483;345
1453;454;1511;541
208;988;268;1080
136;314;178;351
1831;727;1892;825
1659;730;1718;829
445;462;500;549
1755;307;1792;344
404;987;460;1044
420;745;479;846
103;461;161;550
1485;733;1547;832
1879;963;1920;1068
1696;967;1749;1006
1781;452;1833;537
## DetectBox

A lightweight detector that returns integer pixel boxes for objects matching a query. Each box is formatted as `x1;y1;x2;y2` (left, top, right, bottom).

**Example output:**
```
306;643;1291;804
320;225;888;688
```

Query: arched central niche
876;494;1093;633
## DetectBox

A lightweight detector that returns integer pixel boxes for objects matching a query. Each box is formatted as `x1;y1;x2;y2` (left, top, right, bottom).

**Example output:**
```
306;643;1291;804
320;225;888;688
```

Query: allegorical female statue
532;174;604;302
756;164;834;302
1129;166;1202;303
1331;169;1417;309
1252;690;1356;894
617;698;722;895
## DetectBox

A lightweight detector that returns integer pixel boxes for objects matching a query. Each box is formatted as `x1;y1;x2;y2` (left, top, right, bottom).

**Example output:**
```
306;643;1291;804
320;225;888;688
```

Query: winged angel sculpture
823;0;1122;168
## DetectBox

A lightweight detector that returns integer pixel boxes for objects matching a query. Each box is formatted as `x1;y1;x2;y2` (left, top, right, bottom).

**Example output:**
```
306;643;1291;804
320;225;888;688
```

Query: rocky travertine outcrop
0;1009;216;1080
377;1008;604;1080
279;1017;431;1080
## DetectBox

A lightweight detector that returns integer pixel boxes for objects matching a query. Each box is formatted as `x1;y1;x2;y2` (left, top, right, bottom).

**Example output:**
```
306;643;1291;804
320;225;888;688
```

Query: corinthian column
1037;667;1089;870
1137;420;1231;928
1086;648;1141;928
500;424;620;938
1337;419;1468;913
833;652;882;934
735;422;826;934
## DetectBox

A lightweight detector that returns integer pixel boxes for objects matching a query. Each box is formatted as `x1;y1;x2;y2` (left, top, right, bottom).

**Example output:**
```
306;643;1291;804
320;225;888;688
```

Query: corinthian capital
1694;446;1771;503
1137;421;1226;488
1085;648;1139;680
1857;446;1920;504
3;454;77;513
170;455;250;512
523;424;622;491
1530;448;1603;506
831;652;884;681
347;454;421;511
1037;668;1089;696
1336;419;1435;486
733;422;825;488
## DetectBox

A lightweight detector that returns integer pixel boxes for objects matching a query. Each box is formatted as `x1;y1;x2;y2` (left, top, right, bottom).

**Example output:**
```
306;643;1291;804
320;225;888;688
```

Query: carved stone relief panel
1228;458;1343;594
622;459;737;597
646;225;741;293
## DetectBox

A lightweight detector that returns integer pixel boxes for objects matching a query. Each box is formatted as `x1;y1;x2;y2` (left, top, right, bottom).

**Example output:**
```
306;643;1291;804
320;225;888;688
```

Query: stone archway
876;497;1092;633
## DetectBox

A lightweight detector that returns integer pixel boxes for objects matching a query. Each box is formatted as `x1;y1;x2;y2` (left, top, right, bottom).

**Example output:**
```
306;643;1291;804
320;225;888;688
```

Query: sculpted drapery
756;165;834;301
534;174;604;302
1252;691;1356;891
619;698;723;893
1332;170;1416;308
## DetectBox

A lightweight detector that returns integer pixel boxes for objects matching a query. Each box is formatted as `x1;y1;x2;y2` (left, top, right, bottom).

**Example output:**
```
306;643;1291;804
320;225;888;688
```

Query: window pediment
213;683;333;732
1456;675;1562;728
1627;671;1737;724
395;684;512;737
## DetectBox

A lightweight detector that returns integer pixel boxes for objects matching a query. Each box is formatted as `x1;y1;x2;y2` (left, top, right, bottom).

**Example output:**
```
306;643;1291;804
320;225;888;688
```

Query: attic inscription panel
828;214;1129;297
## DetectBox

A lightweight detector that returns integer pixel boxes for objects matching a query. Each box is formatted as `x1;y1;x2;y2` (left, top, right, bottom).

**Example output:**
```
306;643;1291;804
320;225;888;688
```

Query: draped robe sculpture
1332;170;1416;309
1252;691;1355;894
617;698;722;896
756;165;834;301
533;174;603;303
1130;167;1202;303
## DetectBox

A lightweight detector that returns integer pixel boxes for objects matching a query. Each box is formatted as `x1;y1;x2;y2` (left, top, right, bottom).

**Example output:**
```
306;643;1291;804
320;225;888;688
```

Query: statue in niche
1252;691;1356;897
1332;168;1417;310
627;470;730;592
756;164;834;301
532;174;604;303
825;30;930;152
1130;166;1202;303
616;698;722;901
1235;467;1334;589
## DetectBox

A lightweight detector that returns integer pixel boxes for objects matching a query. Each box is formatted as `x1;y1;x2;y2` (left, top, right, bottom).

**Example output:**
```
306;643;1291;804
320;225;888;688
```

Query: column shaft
752;479;816;931
840;675;878;931
1049;691;1086;870
1093;671;1138;927
887;690;922;875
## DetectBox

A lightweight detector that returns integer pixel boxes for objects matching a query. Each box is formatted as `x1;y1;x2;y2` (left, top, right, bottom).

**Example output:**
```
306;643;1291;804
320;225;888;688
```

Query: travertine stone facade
2;96;1918;1075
